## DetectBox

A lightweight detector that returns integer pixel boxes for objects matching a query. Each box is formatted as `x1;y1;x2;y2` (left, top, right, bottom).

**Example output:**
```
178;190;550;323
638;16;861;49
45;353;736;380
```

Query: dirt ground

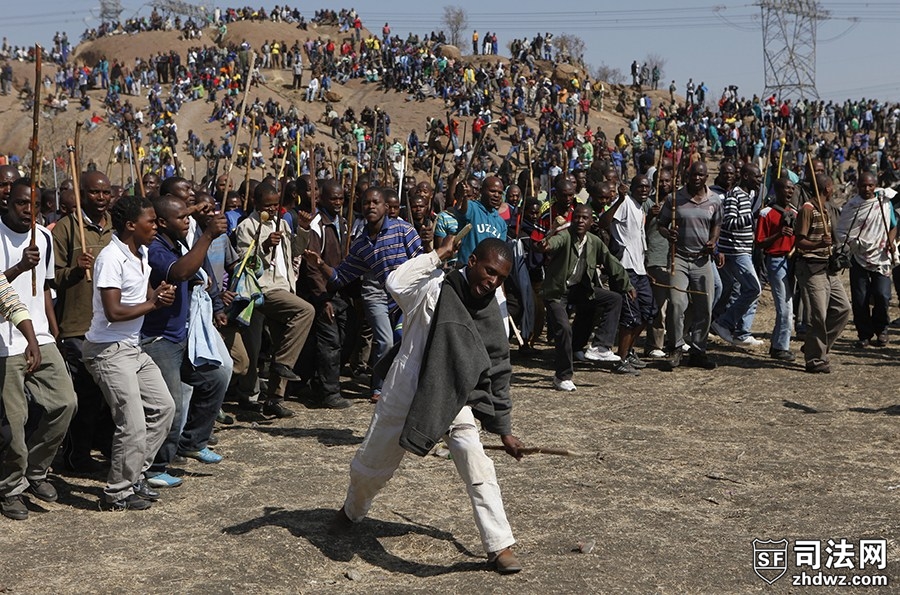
1;282;899;595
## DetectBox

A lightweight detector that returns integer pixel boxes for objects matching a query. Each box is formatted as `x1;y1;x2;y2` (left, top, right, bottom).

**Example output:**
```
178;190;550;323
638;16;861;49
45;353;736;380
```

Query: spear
28;44;42;296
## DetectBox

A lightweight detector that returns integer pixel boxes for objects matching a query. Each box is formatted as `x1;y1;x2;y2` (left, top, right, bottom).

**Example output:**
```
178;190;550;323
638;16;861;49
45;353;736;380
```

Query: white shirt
612;195;648;275
86;234;150;345
380;252;507;419
0;220;54;356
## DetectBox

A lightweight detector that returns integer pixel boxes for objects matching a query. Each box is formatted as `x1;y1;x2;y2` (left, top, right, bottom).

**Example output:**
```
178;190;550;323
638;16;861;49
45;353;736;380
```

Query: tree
442;6;468;49
594;63;625;85
551;34;586;67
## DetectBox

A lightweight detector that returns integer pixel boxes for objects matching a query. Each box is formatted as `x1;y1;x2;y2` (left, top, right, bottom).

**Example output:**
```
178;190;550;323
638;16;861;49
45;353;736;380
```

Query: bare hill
0;21;672;187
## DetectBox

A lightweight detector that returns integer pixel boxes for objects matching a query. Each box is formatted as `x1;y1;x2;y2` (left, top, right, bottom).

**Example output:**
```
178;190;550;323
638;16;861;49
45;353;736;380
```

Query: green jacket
542;229;633;301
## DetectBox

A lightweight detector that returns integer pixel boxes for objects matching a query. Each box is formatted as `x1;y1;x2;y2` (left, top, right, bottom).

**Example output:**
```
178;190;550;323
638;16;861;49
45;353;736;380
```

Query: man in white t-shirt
0;181;76;521
81;195;177;511
600;174;658;374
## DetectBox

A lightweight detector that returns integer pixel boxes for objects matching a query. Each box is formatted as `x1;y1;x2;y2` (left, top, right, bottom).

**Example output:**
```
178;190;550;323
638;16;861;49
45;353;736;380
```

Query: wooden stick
36;149;43;188
527;141;535;199
669;139;680;276
242;112;255;211
508;315;524;346
222;51;257;195
482;445;576;456
776;135;786;179
759;125;776;202
74;121;83;175
345;163;357;254
29;44;42;296
129;135;144;196
66;139;90;282
328;146;336;179
653;135;666;207
429;153;436;182
275;139;290;182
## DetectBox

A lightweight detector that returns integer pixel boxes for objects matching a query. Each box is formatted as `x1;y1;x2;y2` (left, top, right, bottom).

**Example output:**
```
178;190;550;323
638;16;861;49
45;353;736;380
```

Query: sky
5;1;900;102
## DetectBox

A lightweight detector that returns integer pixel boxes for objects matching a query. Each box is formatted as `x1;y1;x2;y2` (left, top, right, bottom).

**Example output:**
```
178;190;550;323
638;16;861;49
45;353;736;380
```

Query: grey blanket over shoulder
399;271;512;456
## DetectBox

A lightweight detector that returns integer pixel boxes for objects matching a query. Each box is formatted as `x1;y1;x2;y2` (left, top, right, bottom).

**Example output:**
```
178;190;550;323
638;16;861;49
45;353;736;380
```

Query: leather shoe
1;495;28;520
320;394;352;409
262;400;295;418
27;479;58;503
328;506;355;535
270;363;302;382
102;494;152;511
133;480;160;501
489;547;523;574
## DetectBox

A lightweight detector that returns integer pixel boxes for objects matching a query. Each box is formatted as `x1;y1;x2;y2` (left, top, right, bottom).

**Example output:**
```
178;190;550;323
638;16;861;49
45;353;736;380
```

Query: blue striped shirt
330;217;423;287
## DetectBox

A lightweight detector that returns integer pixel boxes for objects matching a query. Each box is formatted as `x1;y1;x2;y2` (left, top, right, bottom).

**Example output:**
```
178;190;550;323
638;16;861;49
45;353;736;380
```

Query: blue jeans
360;279;394;392
142;337;231;473
765;255;794;350
717;253;762;341
849;260;891;341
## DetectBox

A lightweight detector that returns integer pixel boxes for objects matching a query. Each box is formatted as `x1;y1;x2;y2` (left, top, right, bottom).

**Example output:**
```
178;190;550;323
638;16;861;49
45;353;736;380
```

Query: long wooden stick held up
66;139;91;282
28;44;42;296
74;121;83;175
129;135;144;196
222;51;257;194
242;112;256;211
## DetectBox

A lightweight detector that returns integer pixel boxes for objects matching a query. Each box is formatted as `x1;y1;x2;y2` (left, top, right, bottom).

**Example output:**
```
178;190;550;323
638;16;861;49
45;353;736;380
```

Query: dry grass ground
1;280;899;594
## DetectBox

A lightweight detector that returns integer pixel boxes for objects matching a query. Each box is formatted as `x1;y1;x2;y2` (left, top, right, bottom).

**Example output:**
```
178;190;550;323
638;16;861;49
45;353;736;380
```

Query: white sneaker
710;320;735;345
553;377;577;391
735;335;764;347
584;346;621;362
646;349;667;358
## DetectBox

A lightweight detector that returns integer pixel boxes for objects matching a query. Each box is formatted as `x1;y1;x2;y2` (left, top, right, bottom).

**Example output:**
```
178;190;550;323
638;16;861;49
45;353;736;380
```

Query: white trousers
344;403;515;554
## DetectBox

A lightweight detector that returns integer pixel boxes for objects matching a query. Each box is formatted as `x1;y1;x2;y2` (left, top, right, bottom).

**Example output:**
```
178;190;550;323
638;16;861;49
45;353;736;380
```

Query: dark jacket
399;271;512;456
542;229;633;301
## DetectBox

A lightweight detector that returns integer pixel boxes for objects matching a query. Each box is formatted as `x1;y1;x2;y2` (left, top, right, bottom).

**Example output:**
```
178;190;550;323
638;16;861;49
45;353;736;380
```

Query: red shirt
755;205;797;256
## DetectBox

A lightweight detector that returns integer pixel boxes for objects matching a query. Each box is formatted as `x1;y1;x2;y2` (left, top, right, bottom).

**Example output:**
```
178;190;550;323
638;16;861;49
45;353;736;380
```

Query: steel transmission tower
99;0;124;23
758;0;829;101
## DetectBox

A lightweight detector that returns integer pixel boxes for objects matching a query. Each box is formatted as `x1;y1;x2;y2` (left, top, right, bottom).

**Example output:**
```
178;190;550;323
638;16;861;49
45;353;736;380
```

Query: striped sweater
719;186;755;255
0;273;30;327
331;217;423;288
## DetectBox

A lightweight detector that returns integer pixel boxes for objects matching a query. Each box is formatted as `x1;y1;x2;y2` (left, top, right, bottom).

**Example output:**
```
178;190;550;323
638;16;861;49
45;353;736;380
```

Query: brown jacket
51;212;112;338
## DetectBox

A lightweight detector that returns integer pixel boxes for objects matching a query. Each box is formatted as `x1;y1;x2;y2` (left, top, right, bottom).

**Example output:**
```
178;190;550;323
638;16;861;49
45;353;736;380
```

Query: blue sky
5;1;900;102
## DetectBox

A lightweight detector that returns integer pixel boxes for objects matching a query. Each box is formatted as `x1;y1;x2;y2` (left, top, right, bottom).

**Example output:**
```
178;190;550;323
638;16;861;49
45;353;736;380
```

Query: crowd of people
1;3;899;577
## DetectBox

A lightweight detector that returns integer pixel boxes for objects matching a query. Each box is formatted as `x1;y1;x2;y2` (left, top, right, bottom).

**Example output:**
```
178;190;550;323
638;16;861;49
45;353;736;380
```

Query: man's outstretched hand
501;434;525;461
435;233;460;262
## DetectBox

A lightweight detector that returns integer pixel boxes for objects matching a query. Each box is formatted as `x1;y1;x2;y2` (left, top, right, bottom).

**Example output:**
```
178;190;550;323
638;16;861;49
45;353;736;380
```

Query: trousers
344;403;515;554
795;259;850;366
668;254;715;352
545;282;622;381
0;345;76;496
142;336;231;473
83;341;175;502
